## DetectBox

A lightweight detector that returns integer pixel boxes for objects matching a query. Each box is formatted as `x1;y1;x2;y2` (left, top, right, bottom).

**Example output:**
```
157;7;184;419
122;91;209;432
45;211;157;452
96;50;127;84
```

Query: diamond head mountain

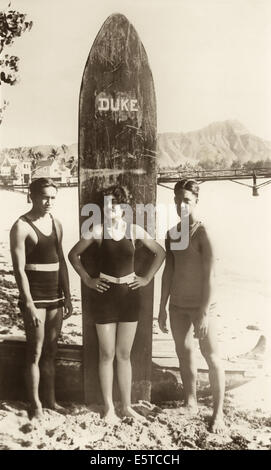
158;120;271;170
1;121;271;171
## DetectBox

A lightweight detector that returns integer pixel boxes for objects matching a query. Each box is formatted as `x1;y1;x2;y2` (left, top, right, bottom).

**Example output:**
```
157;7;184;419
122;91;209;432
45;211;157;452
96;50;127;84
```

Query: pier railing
1;168;271;191
157;167;271;183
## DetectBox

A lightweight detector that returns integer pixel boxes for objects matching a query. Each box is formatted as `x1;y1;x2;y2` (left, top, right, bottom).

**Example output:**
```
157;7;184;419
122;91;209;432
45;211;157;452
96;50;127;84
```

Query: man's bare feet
210;414;226;434
121;406;147;422
103;407;120;425
44;402;66;414
29;406;43;420
179;402;198;416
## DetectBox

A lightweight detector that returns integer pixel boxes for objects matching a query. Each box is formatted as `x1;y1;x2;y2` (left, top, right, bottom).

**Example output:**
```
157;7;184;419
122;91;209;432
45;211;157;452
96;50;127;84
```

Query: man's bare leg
23;308;46;419
169;310;198;413
199;317;225;433
96;323;119;423
40;307;63;411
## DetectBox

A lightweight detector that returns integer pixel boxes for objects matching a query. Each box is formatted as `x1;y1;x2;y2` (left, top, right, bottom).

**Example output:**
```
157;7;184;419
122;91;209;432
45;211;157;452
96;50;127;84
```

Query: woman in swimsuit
69;185;165;422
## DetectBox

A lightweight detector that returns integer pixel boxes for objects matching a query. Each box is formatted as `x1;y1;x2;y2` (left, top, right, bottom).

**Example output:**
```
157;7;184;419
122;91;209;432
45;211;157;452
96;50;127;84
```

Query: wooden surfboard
78;14;157;404
0;335;265;403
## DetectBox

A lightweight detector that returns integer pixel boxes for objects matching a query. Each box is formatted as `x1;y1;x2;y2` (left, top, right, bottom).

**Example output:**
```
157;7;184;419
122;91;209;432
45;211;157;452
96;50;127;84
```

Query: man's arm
199;226;214;314
10;220;42;327
54;219;73;318
194;226;214;339
158;233;174;333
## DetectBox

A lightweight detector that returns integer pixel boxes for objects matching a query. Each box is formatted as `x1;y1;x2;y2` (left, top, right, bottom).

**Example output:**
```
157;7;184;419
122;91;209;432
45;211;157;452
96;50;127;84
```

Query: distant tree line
159;157;271;172
236;158;271;170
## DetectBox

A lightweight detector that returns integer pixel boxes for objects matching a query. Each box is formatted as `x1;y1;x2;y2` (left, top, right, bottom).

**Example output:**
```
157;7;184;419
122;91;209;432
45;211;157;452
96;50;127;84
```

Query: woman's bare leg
96;323;118;421
199;317;225;433
116;322;144;420
169;310;198;412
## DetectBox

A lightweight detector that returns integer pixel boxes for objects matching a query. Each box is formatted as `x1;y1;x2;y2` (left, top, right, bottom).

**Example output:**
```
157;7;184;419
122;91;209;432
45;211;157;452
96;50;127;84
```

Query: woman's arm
128;224;166;290
68;226;109;293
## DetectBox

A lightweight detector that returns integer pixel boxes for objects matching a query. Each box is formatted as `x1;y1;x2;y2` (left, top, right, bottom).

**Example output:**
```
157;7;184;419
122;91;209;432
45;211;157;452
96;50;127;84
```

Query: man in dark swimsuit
10;178;73;419
159;179;225;433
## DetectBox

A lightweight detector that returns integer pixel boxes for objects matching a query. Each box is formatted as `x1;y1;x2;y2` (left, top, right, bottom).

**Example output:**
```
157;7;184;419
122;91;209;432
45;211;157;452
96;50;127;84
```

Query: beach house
11;160;32;185
0;155;12;182
0;155;32;185
31;159;71;184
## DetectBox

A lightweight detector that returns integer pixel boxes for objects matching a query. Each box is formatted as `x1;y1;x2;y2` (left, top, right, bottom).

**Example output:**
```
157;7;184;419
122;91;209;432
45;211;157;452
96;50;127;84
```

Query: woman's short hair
29;178;58;197
174;179;199;198
99;184;131;205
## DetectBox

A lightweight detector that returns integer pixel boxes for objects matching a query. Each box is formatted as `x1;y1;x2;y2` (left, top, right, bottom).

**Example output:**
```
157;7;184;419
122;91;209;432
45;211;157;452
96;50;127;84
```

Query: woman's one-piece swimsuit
93;223;140;324
18;215;64;310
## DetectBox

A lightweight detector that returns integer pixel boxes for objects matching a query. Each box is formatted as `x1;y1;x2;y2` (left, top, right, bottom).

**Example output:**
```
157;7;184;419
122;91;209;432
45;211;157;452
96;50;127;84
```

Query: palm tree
67;156;75;168
61;144;68;154
35;151;43;161
48;147;59;161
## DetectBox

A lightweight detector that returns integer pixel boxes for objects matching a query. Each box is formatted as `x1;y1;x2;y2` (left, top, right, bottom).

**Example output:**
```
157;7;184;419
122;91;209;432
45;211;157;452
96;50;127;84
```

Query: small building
0;155;32;185
0;155;12;181
11;160;32;185
31;159;71;184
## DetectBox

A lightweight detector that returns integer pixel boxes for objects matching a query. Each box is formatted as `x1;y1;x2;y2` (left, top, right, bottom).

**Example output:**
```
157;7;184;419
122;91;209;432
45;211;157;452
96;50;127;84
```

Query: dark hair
174;179;199;198
29;178;58;196
99;184;131;206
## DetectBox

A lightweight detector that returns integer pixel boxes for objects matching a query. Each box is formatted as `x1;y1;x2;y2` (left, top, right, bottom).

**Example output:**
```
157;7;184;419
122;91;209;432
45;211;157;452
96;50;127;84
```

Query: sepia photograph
0;0;270;452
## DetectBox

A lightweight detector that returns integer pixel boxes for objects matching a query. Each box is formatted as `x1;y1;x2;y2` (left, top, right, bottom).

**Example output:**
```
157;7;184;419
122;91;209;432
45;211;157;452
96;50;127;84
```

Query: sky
0;0;271;147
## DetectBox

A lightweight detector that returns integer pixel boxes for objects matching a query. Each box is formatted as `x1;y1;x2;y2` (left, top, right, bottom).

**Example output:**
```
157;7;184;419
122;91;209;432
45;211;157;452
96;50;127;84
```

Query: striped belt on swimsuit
25;262;60;272
100;272;136;284
23;262;65;305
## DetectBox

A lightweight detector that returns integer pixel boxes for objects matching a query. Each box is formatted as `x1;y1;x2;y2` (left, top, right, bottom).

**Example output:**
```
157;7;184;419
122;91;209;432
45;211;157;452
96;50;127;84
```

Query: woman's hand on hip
128;275;150;290
84;276;110;293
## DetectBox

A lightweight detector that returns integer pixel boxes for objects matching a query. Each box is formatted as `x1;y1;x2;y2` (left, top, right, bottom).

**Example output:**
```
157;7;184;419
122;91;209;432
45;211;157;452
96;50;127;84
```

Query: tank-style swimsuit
92;223;140;324
168;221;204;308
167;221;216;322
18;215;64;310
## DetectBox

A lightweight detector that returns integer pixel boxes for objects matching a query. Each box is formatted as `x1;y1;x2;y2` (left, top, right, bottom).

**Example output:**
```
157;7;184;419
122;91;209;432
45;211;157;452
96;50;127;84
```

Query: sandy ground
1;256;271;450
0;393;271;450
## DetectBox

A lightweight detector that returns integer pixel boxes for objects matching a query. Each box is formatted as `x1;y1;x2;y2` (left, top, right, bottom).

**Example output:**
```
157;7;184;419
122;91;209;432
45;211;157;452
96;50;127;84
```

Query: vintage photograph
0;0;270;451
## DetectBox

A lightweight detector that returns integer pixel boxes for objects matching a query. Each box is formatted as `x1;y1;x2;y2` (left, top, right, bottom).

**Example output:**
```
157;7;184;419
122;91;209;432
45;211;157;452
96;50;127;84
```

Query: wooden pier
157;167;271;195
1;167;271;196
158;167;271;183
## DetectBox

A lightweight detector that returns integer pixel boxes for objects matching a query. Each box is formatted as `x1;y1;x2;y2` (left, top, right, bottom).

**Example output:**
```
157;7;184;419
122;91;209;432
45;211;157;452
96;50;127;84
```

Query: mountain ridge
1;120;271;170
